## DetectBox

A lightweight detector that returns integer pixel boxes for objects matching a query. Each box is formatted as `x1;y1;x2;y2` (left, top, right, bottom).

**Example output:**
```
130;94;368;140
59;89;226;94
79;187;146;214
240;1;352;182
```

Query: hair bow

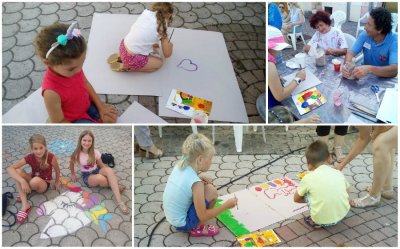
45;21;81;59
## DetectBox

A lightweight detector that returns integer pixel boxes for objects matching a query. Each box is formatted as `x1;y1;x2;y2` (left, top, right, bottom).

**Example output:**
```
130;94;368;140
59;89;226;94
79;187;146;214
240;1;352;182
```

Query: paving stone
353;223;372;235
356;234;377;246
365;220;383;230
274;226;298;241
368;230;388;242
343;215;365;227
306;229;332;242
287;220;311;236
287;235;313;247
316;238;336;247
342;228;361;240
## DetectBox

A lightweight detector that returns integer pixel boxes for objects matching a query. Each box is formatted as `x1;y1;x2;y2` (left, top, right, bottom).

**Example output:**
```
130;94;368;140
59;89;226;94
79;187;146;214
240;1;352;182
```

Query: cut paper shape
291;87;327;115
37;191;112;239
237;230;281;247
166;89;213;118
282;68;322;95
177;59;198;71
48;140;76;155
216;177;307;235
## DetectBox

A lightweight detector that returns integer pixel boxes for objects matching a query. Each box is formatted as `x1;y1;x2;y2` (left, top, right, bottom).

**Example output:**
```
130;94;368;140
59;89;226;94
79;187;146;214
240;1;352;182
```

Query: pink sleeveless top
42;69;95;122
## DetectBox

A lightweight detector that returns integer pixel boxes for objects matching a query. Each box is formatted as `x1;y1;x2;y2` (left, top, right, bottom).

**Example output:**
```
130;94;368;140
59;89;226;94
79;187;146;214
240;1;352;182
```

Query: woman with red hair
304;11;348;56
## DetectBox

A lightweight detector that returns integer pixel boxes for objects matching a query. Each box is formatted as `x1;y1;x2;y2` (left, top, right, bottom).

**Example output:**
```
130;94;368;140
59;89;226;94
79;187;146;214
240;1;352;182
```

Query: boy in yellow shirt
294;140;350;228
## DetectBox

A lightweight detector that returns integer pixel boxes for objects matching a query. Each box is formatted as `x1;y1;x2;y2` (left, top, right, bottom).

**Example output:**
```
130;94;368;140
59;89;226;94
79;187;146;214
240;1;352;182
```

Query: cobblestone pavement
2;126;132;246
2;2;266;123
134;126;398;247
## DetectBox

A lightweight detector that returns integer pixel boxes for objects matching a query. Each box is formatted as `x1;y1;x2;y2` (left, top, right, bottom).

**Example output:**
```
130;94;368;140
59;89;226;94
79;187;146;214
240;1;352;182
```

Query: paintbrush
351;111;378;123
234;194;238;210
350;101;377;116
168;29;175;42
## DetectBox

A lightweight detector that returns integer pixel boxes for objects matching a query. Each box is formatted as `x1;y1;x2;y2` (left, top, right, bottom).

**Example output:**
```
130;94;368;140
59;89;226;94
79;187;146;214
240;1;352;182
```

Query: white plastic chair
343;32;363;63
356;12;369;38
330;11;346;31
391;13;398;33
286;25;306;51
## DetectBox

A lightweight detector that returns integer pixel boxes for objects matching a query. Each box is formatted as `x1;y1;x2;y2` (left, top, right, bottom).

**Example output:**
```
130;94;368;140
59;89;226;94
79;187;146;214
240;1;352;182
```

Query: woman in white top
107;2;174;72
304;11;348;56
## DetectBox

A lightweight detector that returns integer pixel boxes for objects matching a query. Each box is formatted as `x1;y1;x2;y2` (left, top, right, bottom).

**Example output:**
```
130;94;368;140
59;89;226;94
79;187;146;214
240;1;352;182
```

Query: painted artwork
166;89;213;118
36;191;112;239
216;177;308;236
237;230;281;247
177;59;198;71
292;87;326;115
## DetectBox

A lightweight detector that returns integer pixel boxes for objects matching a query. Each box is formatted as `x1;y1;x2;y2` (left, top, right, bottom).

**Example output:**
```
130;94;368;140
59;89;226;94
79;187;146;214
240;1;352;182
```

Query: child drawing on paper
69;130;129;214
294;140;350;228
7;134;61;223
163;133;238;237
107;2;174;72
34;22;118;123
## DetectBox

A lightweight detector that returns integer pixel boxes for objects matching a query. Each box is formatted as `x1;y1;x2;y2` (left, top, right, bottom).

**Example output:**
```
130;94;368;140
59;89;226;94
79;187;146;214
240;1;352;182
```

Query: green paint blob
182;99;192;104
245;242;254;247
310;95;317;99
215;199;250;236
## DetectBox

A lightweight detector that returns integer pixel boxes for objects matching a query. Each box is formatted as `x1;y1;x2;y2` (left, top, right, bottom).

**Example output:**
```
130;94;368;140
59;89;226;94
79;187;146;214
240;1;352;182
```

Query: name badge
363;42;371;50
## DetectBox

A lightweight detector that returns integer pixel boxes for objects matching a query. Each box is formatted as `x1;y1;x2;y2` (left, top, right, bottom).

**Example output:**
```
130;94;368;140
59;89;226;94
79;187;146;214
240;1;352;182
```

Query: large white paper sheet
84;13;163;96
157;28;248;123
218;177;307;232
282;68;322;95
376;88;398;124
3;89;48;123
118;101;167;123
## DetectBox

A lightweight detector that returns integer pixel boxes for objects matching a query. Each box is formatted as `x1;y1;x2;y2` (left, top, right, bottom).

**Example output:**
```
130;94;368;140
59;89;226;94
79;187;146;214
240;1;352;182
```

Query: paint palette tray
165;89;213;118
237;230;281;247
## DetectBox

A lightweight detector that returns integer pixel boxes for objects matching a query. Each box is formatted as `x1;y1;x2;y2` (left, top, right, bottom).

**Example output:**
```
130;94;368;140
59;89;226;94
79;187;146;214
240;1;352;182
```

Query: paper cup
295;53;306;68
332;59;341;72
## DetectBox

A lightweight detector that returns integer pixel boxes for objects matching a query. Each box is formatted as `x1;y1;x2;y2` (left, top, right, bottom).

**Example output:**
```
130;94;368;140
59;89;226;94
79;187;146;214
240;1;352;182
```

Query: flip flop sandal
304;216;322;229
107;153;115;168
107;53;120;64
332;146;346;163
117;201;129;214
190;224;219;237
139;147;163;159
366;185;395;199
16;206;32;223
350;194;380;208
110;62;127;72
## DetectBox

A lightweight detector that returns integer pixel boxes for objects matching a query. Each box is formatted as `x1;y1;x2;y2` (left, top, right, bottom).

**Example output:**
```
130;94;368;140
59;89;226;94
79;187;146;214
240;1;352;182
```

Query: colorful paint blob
183;106;190;110
301;102;309;108
261;183;270;189
198;103;205;109
255;187;262;192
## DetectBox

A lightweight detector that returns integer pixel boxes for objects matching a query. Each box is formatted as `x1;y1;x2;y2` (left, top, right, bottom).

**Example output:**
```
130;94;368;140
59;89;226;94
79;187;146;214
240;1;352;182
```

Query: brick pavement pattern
134;126;398;247
2;126;132;246
2;2;266;123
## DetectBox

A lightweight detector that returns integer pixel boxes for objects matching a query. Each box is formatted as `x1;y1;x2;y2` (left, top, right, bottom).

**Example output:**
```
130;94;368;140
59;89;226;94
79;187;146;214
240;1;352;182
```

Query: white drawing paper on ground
217;177;308;233
219;189;284;232
158;28;248;123
376;88;398;123
3;88;48;123
282;68;322;95
118;101;167;123
84;13;164;96
345;113;367;123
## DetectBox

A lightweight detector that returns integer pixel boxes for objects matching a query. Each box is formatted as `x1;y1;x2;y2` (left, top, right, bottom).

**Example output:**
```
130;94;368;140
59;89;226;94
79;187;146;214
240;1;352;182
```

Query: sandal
117;201;129;214
190;224;219;237
366;186;395;200
350;194;380;208
304;216;322;229
16;206;32;223
107;53;120;64
110;61;127;72
332;146;346;163
139;147;163;159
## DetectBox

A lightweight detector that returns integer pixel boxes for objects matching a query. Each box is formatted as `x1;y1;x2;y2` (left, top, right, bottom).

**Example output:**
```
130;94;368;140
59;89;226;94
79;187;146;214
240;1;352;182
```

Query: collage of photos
1;1;398;248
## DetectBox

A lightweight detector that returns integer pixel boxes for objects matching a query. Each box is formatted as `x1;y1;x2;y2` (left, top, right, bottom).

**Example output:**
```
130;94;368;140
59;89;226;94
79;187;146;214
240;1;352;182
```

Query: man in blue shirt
343;7;398;79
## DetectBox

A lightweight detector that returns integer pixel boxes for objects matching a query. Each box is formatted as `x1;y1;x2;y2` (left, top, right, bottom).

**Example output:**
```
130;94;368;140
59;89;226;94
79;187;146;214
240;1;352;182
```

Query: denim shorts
81;167;100;186
176;199;210;231
74;103;100;123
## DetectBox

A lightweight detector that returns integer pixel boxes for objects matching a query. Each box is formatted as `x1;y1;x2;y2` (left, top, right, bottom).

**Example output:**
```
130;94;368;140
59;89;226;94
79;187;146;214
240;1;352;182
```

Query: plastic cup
295;53;306;68
333;90;343;107
332;59;341;72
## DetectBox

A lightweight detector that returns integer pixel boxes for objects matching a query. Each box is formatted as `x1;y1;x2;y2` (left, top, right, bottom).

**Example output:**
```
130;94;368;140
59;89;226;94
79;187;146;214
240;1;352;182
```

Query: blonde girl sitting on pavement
107;2;174;72
69;130;129;214
7;134;61;223
35;21;118;123
163;133;238;237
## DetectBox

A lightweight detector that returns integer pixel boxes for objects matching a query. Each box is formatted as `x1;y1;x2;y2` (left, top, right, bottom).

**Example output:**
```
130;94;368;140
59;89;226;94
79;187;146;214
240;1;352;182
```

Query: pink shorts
119;39;149;71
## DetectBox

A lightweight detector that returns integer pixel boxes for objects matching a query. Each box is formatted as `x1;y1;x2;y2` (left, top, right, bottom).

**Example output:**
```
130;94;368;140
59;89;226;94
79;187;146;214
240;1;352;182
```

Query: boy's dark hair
305;140;330;165
370;7;392;35
34;22;87;66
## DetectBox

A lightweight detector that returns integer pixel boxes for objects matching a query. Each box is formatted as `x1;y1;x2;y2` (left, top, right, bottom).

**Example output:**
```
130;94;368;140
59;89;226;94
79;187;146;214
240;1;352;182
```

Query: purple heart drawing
177;59;198;71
